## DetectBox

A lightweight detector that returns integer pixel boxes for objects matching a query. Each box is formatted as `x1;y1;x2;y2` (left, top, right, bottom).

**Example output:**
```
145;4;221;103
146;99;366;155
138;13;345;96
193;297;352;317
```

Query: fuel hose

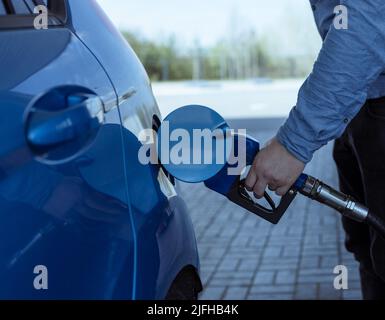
296;174;385;240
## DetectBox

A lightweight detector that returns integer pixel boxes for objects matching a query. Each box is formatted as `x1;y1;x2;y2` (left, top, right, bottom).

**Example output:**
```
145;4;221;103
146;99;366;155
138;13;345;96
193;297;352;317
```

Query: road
152;79;302;119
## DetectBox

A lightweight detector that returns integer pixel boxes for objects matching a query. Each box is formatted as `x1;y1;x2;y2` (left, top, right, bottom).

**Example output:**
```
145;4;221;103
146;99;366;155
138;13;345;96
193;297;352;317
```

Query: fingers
247;177;289;198
245;166;257;191
245;162;267;199
244;138;305;201
245;163;277;198
245;165;288;198
253;177;267;199
276;186;290;197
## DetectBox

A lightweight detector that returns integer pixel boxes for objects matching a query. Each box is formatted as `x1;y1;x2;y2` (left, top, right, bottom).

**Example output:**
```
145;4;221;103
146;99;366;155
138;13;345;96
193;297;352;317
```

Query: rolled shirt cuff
276;120;321;164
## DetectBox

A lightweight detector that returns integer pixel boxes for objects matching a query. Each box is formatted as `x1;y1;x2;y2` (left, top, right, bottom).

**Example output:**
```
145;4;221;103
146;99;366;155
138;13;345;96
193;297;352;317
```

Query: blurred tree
122;30;313;82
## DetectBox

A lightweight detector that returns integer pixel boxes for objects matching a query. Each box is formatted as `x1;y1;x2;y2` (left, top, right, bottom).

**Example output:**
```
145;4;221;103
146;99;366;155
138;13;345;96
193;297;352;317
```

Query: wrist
276;127;310;164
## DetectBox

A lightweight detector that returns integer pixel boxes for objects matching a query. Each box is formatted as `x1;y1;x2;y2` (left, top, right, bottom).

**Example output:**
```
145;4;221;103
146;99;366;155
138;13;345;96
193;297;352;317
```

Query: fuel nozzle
297;175;369;222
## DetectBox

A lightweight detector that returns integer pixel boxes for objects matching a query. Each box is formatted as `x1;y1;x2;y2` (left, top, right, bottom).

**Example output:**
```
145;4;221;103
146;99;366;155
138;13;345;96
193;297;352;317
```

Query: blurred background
97;0;321;118
96;0;362;300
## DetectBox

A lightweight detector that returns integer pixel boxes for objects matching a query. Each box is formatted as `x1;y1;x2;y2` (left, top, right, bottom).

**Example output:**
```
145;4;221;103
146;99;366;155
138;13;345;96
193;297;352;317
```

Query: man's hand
245;137;305;198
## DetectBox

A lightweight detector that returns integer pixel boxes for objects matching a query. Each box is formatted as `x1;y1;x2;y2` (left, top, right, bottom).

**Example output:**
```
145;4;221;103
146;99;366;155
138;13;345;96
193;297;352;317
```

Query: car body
0;0;201;299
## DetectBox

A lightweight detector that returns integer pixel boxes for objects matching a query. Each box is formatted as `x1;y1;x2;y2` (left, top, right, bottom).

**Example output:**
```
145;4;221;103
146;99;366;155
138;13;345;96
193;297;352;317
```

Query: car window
10;0;32;14
0;1;5;15
0;0;66;28
0;0;49;15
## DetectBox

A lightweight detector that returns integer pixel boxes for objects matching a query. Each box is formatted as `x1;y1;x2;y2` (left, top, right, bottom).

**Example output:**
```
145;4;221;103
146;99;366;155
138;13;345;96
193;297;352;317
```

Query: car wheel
165;268;202;300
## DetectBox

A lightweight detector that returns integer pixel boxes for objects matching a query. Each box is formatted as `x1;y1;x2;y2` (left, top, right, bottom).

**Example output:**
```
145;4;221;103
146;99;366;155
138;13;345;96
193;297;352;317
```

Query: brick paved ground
178;119;362;300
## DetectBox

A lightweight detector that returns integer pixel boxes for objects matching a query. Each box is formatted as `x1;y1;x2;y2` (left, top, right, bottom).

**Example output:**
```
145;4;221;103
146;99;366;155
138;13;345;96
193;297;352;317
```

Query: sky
96;0;321;55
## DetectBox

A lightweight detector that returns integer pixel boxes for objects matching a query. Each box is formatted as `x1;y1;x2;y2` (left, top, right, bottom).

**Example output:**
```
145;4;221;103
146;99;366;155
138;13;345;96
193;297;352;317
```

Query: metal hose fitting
299;175;369;222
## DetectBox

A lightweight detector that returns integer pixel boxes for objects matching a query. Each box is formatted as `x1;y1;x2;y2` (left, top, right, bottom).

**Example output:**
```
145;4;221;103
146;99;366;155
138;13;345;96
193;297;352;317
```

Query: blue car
0;0;201;299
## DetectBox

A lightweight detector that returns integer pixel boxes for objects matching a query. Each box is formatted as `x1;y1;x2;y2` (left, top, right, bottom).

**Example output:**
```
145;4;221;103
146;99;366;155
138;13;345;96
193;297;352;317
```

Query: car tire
165;268;202;300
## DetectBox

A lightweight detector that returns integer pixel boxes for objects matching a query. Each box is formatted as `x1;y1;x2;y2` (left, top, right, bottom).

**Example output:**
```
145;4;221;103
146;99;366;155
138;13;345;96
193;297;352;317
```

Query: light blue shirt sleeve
276;0;385;163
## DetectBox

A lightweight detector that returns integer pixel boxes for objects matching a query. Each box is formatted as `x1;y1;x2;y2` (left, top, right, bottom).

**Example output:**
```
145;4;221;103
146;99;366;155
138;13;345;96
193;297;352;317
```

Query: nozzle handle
226;135;300;224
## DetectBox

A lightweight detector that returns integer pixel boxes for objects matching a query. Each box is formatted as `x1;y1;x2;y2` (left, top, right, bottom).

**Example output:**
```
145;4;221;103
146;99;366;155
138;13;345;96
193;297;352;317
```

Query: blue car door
0;1;135;299
68;0;200;299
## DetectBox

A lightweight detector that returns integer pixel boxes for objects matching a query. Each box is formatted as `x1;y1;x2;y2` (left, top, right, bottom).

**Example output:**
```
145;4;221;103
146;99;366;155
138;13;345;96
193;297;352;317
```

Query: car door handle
26;93;104;153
